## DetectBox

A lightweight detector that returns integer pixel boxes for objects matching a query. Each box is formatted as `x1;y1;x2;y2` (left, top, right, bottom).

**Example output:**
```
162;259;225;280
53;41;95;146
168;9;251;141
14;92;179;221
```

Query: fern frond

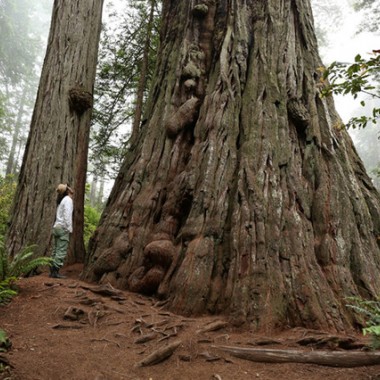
346;296;380;349
10;257;53;278
0;288;17;304
7;245;52;278
8;246;36;275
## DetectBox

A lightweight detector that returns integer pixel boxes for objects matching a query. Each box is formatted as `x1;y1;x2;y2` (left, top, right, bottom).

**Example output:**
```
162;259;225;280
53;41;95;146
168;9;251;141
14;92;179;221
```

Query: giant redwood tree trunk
6;0;104;261
84;0;380;331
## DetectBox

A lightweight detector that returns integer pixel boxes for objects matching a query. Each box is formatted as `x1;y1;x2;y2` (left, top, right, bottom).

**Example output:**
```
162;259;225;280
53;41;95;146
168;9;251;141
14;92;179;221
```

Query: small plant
84;203;101;248
0;238;52;304
0;328;11;375
0;278;17;305
0;329;11;352
320;50;380;129
0;175;16;236
347;297;380;349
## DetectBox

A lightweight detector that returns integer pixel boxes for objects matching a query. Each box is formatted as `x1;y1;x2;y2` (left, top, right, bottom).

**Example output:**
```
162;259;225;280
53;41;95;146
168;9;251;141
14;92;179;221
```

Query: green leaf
364;326;380;336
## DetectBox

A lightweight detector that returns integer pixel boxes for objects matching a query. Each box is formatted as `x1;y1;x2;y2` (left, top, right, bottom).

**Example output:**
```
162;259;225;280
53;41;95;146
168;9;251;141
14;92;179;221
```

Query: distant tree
351;118;380;188
6;0;104;263
0;0;52;176
90;0;161;180
0;0;38;84
130;0;158;144
352;0;380;33
310;0;344;52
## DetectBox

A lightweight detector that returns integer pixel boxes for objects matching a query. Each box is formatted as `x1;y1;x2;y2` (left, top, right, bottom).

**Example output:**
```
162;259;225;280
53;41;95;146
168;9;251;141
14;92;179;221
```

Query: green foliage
0;175;16;236
321;51;380;129
0;328;11;375
91;0;161;179
347;297;380;349
84;204;101;248
0;237;52;304
0;278;17;305
0;328;11;352
0;240;53;281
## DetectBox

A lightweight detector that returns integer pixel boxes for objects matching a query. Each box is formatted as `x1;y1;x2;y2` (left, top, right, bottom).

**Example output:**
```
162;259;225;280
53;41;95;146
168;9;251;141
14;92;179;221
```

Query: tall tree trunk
84;0;380;331
90;175;98;207
6;0;104;261
5;91;26;176
96;178;104;207
130;0;156;145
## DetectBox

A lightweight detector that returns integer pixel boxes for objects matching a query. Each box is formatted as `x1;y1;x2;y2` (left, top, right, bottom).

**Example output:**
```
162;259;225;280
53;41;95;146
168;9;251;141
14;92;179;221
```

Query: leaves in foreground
346;296;380;349
320;51;380;129
0;238;52;304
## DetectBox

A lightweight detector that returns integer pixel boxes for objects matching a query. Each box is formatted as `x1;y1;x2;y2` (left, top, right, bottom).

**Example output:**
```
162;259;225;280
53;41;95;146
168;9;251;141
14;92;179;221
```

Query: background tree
352;0;380;33
0;0;52;177
84;0;380;331
90;0;161;183
5;0;104;262
310;0;343;54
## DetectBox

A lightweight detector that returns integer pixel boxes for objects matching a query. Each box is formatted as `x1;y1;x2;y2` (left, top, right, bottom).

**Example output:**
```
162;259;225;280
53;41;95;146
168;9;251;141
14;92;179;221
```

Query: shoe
49;266;66;279
53;272;66;279
49;266;57;278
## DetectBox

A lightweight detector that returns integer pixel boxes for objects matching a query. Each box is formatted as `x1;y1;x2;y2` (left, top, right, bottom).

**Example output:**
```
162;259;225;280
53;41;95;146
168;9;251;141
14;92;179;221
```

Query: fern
0;329;11;352
347;296;380;349
0;236;52;304
0;277;17;305
7;245;52;278
0;242;52;281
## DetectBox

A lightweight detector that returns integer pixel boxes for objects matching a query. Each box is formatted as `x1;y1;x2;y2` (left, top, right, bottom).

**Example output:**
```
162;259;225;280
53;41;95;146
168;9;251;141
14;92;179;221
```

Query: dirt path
1;265;380;380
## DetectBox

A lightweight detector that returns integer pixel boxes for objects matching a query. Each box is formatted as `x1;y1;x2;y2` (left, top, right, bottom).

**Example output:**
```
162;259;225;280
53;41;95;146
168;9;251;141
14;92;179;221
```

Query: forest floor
1;265;380;380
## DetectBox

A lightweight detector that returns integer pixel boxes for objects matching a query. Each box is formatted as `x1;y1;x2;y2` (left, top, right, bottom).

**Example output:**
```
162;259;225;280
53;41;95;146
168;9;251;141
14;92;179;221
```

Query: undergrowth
347;297;380;349
0;238;52;305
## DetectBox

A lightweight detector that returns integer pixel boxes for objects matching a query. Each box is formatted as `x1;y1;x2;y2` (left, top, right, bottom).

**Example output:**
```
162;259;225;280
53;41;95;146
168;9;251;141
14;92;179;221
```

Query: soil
1;264;380;380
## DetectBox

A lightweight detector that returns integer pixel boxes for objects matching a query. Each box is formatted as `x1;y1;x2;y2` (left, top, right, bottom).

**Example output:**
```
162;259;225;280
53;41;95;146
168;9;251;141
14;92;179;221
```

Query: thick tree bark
6;0;104;261
84;0;380;331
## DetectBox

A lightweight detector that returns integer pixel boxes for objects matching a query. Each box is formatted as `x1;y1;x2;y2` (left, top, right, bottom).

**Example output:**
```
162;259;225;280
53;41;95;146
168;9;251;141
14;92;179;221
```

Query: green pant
52;227;70;268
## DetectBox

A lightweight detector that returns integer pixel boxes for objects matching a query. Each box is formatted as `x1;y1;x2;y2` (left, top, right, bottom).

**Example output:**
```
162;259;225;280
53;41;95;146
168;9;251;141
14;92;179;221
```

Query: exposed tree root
80;283;123;297
134;333;158;344
212;345;380;367
51;324;84;329
90;338;120;348
196;321;229;334
135;340;182;367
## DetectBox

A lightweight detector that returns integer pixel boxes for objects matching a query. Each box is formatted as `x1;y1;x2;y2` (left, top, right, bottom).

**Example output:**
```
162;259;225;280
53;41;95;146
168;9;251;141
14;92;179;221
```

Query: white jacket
53;195;73;233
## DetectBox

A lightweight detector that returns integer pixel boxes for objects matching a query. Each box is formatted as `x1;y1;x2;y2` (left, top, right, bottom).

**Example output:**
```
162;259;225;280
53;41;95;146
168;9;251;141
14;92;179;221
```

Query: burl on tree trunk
83;0;380;331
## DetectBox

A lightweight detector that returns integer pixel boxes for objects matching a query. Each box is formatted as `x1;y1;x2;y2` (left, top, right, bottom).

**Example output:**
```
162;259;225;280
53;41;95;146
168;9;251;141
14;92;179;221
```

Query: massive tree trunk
6;0;104;261
84;0;380;331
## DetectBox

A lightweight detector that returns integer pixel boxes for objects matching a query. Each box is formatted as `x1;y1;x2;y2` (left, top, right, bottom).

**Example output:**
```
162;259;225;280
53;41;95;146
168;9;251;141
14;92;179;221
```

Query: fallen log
212;345;380;367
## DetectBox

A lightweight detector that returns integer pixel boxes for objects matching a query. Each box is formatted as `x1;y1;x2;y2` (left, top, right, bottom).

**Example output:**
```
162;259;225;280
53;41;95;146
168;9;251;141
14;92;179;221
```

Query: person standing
50;184;74;278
